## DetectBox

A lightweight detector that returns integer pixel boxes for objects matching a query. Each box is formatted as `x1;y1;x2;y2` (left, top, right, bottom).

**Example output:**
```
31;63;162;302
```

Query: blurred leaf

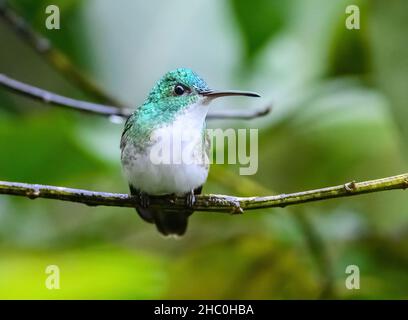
0;112;108;183
368;0;408;147
327;2;371;77
257;79;404;191
334;234;408;299
0;247;167;299
229;0;292;63
166;235;320;299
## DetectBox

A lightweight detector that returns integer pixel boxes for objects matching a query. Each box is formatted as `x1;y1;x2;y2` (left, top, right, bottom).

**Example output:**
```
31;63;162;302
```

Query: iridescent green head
144;68;210;106
144;67;260;108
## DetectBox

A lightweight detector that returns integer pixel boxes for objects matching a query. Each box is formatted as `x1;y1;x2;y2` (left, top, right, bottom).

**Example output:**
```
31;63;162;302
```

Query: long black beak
201;90;260;99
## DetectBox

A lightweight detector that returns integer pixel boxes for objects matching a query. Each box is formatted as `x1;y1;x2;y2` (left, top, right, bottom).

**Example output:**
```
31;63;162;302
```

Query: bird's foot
138;191;150;208
185;190;196;209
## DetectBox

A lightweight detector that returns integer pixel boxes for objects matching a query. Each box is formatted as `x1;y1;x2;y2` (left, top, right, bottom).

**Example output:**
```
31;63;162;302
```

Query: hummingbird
120;68;260;236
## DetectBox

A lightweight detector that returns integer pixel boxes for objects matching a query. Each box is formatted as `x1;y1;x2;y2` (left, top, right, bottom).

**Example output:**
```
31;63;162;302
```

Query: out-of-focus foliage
229;0;292;63
0;0;407;299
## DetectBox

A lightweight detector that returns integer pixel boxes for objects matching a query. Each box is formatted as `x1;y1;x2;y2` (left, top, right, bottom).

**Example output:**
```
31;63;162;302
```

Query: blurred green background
1;0;408;299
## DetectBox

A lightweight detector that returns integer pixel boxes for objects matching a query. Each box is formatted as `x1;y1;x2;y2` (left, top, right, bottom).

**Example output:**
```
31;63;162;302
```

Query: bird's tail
130;186;194;237
149;207;191;236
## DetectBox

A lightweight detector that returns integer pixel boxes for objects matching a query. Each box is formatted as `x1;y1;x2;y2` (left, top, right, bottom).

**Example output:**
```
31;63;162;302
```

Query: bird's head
144;68;259;112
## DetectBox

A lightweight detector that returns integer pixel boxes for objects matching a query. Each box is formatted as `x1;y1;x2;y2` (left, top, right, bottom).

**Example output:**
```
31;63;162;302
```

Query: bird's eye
174;84;186;96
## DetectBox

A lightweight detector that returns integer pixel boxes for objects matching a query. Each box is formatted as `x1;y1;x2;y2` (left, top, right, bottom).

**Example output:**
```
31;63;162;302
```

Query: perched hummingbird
120;68;259;236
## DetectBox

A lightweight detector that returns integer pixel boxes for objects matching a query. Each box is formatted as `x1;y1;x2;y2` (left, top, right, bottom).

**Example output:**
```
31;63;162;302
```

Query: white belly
123;150;208;195
122;101;210;195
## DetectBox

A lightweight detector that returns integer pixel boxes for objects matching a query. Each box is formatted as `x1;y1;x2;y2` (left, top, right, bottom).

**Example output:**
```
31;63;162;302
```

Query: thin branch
0;174;407;213
206;106;270;120
0;1;123;106
0;74;272;120
0;73;131;117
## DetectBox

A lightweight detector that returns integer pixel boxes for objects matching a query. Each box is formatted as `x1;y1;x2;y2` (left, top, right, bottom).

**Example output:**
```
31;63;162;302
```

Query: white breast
122;100;210;195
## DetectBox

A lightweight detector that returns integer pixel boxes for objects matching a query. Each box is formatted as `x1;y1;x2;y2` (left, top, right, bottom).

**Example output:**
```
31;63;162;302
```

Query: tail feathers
130;185;200;237
135;206;155;223
135;206;191;236
153;209;190;236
